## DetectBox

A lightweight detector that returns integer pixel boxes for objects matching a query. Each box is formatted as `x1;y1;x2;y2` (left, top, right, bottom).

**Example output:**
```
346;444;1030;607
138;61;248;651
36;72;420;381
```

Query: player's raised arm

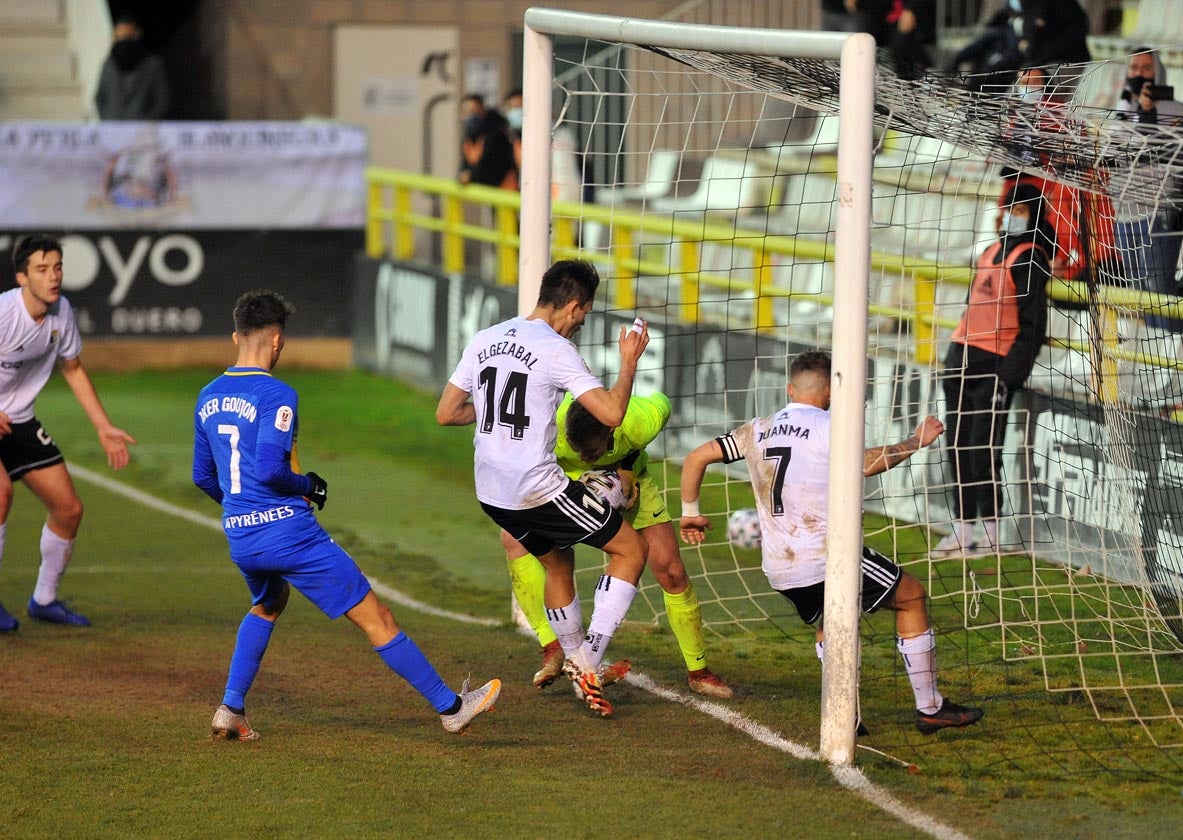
575;322;649;427
678;438;725;544
436;382;476;426
863;415;944;477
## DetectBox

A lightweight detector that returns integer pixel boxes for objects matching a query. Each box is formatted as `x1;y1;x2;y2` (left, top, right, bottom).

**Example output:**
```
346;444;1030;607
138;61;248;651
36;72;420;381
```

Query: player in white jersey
678;350;984;735
437;259;649;717
0;235;136;632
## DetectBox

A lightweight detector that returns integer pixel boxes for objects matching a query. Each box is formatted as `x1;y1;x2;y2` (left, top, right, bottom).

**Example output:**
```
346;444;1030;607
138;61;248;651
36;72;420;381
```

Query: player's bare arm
576;323;649;427
0;410;11;438
863;415;944;477
435;382;477;426
678;439;725;544
58;357;136;471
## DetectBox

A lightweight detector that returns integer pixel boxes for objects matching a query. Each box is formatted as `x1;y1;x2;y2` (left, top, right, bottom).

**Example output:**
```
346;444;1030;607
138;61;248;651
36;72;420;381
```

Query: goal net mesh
549;32;1183;776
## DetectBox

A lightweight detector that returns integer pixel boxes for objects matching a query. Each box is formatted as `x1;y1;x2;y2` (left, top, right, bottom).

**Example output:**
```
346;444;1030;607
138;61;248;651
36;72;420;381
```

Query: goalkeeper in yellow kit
500;391;733;698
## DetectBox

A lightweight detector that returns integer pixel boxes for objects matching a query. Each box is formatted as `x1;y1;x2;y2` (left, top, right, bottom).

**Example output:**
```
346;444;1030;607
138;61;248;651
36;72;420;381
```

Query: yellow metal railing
365;166;1183;382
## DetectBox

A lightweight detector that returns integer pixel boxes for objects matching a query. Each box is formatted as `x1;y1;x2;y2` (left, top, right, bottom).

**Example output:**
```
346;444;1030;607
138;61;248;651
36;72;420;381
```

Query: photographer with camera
1117;48;1183;126
1114;48;1183;332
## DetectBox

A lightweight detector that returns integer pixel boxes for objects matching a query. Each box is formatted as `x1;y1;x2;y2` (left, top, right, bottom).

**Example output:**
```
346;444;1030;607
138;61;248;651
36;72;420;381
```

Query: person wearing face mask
1001;68;1117;287
458;93;517;190
502;88;524;174
933;182;1052;558
94;13;170;121
1113;48;1183;332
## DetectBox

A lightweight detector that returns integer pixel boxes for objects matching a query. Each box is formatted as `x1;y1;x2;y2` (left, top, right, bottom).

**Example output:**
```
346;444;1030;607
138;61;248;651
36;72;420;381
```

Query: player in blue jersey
193;290;499;739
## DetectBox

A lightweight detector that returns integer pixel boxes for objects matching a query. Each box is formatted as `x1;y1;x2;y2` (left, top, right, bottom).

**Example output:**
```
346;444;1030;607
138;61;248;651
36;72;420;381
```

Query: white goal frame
519;7;875;766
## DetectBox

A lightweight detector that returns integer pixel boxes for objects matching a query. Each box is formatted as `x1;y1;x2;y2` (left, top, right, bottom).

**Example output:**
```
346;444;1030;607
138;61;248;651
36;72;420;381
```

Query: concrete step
0;35;76;83
0;0;64;25
0;79;84;121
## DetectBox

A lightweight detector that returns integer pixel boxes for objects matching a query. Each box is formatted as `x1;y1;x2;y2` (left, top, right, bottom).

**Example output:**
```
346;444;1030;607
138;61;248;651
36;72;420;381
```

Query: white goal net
522;8;1183;775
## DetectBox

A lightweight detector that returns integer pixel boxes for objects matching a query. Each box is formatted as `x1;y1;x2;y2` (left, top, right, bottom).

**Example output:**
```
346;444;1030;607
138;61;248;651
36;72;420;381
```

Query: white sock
546;596;585;660
581;575;638;669
33;525;74;606
815;641;824;663
983;519;999;549
897;629;942;714
954;520;974;546
0;521;7;574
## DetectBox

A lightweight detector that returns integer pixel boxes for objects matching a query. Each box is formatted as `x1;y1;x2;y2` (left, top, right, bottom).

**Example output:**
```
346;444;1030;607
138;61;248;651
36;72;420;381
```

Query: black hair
566;400;614;463
12;234;63;276
789;350;831;382
233;290;295;335
537;260;600;309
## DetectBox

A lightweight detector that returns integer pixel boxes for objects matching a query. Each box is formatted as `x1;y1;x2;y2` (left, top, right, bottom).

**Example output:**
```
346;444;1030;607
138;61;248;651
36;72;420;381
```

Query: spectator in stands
502;88;523;138
946;1;1023;92
1115;48;1183;126
457;94;486;183
947;1;1090;93
458;93;518;190
94;13;170;121
819;0;860;32
850;0;936;81
1001;67;1118;286
934;182;1052;558
1017;0;1091;68
503;88;524;173
1113;48;1183;332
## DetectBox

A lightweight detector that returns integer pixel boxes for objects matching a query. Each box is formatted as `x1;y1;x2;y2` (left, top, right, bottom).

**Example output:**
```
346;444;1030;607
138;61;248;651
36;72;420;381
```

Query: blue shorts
232;530;371;620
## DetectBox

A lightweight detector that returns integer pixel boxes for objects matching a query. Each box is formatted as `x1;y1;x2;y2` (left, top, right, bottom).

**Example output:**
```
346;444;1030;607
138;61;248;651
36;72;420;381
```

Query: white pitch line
69;465;499;628
71;465;966;839
623;673;972;840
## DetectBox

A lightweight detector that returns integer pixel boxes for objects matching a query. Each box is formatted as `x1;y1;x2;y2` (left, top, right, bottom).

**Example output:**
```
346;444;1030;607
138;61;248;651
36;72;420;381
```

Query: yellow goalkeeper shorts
627;471;670;530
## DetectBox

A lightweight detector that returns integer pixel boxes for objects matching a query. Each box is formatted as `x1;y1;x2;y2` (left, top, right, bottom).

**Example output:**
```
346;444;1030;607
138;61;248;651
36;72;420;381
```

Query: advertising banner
1;230;359;337
0;122;366;229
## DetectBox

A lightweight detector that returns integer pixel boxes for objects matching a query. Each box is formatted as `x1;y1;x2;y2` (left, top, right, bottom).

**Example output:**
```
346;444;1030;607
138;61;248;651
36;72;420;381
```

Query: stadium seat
761;172;837;237
649;154;775;217
597;149;685;204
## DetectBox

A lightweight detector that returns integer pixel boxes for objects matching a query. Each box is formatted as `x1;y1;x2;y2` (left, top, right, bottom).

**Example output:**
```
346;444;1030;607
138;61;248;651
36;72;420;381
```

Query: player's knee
55;496;84;530
376;599;400;636
500;528;525;556
650;548;688;591
893;572;927;611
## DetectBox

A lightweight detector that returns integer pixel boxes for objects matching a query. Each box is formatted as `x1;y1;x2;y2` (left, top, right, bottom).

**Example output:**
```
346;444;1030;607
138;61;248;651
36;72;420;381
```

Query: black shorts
0;418;64;480
481;478;623;557
776;546;902;625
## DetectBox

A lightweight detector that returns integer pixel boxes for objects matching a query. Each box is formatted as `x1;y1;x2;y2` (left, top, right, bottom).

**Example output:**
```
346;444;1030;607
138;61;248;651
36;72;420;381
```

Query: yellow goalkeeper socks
663;582;707;672
506;552;557;647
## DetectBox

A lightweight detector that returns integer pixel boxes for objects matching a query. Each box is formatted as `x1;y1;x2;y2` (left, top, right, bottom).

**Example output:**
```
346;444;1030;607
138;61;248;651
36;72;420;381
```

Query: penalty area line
69;465;499;628
73;466;966;840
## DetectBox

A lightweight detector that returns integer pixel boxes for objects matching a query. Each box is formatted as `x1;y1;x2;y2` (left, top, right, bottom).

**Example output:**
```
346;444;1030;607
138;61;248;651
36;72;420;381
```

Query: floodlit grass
1;368;1180;839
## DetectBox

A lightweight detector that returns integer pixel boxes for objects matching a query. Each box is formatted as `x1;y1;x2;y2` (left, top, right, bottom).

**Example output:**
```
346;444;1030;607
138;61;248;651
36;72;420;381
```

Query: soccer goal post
519;8;875;766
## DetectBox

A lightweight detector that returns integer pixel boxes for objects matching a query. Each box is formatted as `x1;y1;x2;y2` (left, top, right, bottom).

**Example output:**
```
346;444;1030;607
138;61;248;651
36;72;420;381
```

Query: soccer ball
727;508;762;549
578;469;629;511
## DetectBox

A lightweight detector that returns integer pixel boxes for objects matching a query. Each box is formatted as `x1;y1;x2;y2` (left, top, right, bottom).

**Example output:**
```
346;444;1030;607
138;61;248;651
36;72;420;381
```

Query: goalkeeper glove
305;471;328;510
